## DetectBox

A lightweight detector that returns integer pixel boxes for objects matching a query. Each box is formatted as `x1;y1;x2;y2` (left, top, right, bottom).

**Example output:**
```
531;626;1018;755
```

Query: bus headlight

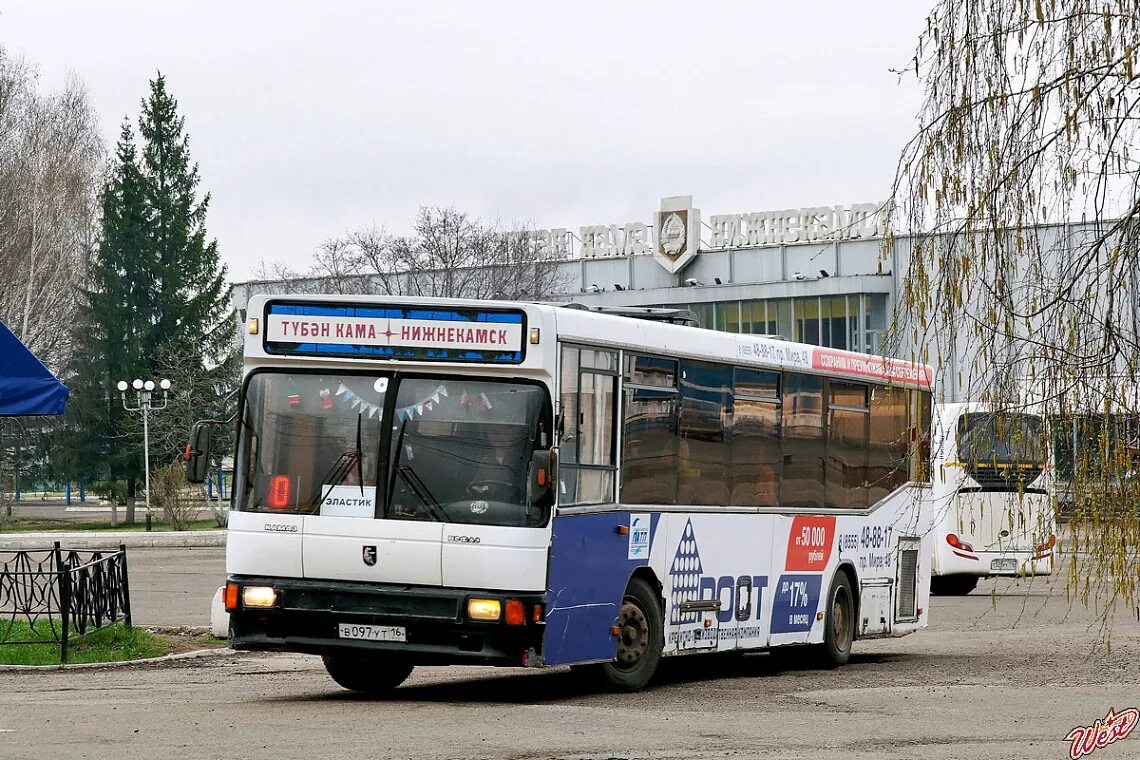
242;586;278;608
467;598;501;621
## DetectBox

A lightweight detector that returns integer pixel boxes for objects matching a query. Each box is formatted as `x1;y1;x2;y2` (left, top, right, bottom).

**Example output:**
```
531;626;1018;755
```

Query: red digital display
268;475;292;510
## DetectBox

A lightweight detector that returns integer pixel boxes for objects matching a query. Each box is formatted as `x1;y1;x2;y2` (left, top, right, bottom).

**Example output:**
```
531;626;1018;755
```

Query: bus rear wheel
819;571;854;667
322;653;414;694
931;575;979;596
595;577;663;692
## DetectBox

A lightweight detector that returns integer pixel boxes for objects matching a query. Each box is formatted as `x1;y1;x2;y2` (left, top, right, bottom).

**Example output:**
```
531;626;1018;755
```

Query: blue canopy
0;320;68;416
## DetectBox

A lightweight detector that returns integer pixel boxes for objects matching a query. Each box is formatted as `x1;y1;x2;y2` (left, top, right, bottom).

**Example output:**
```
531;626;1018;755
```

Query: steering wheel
466;479;519;503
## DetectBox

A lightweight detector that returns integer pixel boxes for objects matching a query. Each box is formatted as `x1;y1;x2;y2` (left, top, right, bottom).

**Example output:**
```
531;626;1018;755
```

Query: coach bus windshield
957;412;1046;488
233;373;551;527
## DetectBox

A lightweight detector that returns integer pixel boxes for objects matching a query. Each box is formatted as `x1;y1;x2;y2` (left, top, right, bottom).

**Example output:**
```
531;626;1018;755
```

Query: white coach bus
927;402;1056;595
186;295;935;693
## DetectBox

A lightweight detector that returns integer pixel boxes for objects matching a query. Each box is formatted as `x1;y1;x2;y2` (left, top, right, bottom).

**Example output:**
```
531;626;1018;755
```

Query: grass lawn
0;621;221;666
0;517;223;533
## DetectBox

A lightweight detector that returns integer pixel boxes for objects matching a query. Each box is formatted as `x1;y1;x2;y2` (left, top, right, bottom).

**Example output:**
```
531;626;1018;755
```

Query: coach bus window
234;373;388;516
867;383;909;503
827;381;870;509
678;361;731;506
730;368;781;507
559;345;618;505
621;354;679;505
780;373;825;508
387;378;550;527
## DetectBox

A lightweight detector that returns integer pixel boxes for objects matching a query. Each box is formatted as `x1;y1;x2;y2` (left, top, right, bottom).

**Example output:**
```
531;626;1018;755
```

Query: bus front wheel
596;577;663;692
322;653;414;694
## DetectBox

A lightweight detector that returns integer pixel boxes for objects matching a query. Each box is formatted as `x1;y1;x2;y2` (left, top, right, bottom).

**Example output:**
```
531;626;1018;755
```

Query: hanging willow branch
886;0;1140;636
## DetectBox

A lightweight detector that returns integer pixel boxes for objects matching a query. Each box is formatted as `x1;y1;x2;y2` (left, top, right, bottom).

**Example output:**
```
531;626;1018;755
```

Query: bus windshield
233;372;550;527
386;378;549;527
957;412;1046;466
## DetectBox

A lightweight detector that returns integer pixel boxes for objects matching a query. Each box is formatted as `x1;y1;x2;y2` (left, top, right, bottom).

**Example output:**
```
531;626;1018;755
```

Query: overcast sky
4;1;930;282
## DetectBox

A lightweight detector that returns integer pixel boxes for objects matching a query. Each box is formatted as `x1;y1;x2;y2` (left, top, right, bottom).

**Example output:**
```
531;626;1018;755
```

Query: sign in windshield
263;302;526;363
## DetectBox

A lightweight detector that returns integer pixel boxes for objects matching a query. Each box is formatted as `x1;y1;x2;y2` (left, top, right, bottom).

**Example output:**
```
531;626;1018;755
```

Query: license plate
991;558;1019;573
337;623;406;642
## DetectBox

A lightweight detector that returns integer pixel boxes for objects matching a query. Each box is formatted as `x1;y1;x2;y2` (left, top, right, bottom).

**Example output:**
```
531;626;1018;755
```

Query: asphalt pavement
0;560;1136;760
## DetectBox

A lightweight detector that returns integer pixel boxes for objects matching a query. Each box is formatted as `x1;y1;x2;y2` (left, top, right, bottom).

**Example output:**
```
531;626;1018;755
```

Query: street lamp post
117;378;171;530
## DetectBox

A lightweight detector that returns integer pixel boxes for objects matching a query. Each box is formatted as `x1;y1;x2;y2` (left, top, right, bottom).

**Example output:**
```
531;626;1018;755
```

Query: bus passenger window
827;381;869;510
730;367;781;507
678;361;731;506
780;373;824;508
621;354;680;506
867;384;909;503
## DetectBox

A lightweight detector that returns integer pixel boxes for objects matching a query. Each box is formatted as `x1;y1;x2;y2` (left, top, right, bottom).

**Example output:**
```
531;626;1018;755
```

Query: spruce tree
137;73;232;366
68;119;152;520
70;74;234;523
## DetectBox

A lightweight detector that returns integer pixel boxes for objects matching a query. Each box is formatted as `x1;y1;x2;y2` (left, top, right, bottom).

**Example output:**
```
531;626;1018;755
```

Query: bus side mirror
185;421;212;484
530;448;556;507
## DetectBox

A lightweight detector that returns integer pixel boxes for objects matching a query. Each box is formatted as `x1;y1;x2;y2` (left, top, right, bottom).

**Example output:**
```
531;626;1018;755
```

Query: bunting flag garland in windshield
335;382;448;422
394;384;448;422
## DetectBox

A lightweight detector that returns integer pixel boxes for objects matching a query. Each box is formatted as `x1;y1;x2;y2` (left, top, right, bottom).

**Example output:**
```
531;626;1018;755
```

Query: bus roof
245;294;933;390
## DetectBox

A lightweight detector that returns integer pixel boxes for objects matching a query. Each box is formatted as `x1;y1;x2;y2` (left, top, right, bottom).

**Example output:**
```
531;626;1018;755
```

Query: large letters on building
706;203;887;248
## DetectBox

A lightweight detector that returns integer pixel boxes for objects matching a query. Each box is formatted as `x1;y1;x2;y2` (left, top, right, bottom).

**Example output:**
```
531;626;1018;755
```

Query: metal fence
0;543;132;663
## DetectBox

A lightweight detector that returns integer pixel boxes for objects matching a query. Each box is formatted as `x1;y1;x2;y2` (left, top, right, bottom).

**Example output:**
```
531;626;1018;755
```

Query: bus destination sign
263;303;526;363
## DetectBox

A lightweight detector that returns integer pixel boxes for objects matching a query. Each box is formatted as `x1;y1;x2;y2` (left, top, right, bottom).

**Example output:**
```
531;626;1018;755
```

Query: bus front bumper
227;576;547;667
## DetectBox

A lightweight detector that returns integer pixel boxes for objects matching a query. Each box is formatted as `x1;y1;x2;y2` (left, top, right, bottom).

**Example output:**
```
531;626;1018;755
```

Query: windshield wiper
314;416;364;512
354;413;363;497
384;416;409;517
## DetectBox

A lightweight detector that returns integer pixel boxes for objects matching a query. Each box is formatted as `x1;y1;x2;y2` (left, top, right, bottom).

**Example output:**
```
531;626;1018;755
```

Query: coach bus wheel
930;575;979;596
322;653;414;694
820;572;854;667
598;577;663;692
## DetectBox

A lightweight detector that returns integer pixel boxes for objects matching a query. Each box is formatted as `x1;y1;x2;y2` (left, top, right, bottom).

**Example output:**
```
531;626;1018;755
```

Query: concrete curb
0;530;226;550
0;646;241;672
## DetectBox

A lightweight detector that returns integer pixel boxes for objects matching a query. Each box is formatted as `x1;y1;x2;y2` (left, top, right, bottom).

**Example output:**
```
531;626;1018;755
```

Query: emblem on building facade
653;196;701;274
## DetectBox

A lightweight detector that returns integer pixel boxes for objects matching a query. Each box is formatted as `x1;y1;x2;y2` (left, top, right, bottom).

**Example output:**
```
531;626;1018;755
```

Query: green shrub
89;480;127;506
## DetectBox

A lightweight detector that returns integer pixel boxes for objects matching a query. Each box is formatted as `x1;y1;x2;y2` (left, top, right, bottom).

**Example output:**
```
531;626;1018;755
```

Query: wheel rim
832;586;852;652
614;597;650;670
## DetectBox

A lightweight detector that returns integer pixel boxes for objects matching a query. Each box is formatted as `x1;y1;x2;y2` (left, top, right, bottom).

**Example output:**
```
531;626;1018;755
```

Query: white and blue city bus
186;294;935;693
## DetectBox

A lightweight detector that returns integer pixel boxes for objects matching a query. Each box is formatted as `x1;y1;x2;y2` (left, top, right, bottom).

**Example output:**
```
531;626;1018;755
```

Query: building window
657;294;886;350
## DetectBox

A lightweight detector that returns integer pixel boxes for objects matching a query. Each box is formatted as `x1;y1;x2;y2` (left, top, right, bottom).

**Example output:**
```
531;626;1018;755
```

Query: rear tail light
947;534;975;552
505;599;526;626
268;476;291;509
1033;534;1057;557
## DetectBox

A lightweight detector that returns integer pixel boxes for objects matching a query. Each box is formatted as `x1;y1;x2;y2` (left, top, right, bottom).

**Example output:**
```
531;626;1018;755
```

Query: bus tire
596;577;663;692
931;575;979;596
322;653;414;694
819;571;854;668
